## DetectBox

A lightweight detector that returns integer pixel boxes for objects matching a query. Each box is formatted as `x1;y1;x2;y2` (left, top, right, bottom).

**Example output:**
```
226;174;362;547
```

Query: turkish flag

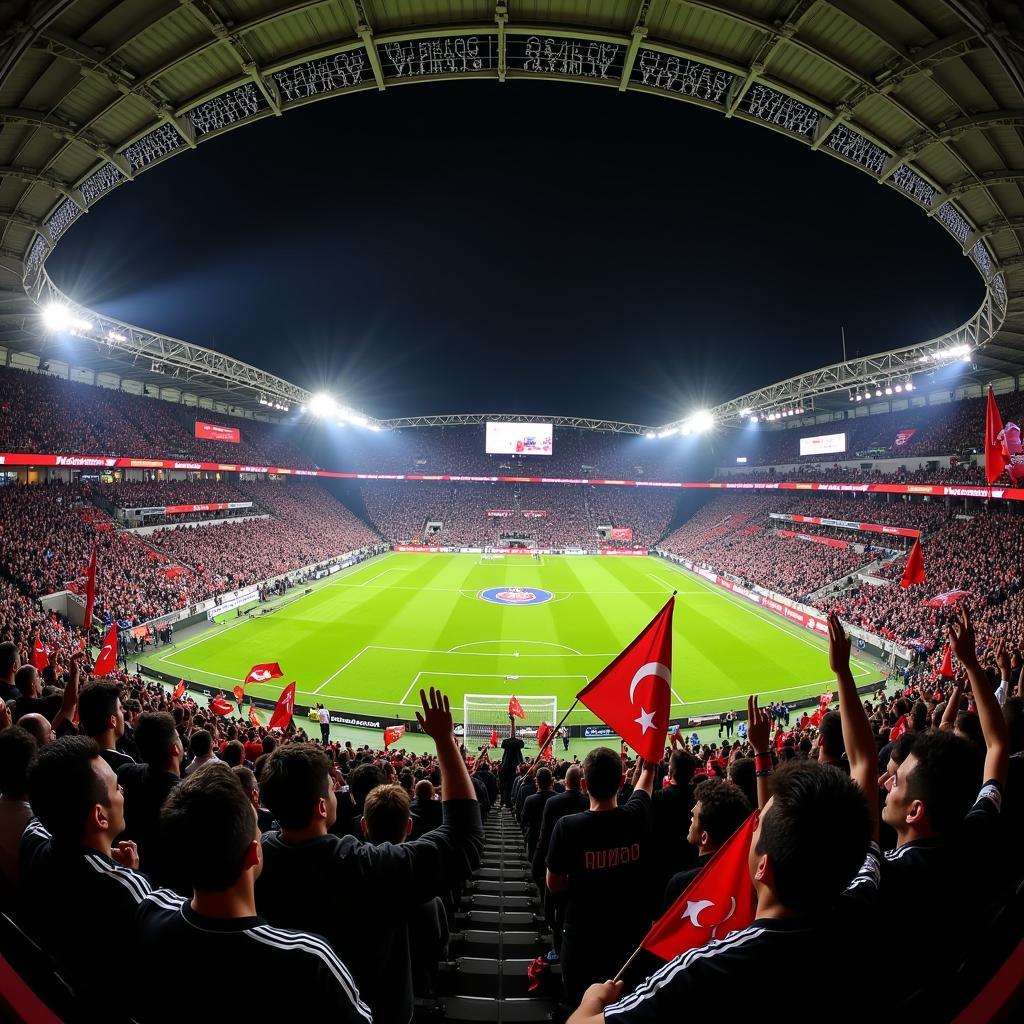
211;697;235;716
576;597;674;763
244;662;284;685
232;684;245;702
172;679;186;701
900;538;925;588
508;695;525;720
924;590;970;608
641;811;757;961
249;705;263;728
93;623;117;678
890;714;908;741
31;635;48;671
490;728;498;748
808;709;822;728
268;681;296;730
939;645;954;678
82;542;97;628
384;724;405;747
985;387;1010;484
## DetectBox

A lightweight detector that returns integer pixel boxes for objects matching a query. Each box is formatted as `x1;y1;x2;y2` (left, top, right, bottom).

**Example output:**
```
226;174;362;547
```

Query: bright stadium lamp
308;392;337;417
905;381;914;391
748;415;758;426
42;303;89;332
645;431;656;439
688;409;714;433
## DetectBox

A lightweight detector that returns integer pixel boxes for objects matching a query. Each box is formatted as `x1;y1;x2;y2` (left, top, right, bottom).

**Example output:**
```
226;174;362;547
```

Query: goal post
463;693;558;748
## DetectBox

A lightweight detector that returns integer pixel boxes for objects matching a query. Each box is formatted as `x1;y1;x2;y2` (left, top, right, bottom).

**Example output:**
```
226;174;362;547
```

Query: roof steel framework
0;0;1021;430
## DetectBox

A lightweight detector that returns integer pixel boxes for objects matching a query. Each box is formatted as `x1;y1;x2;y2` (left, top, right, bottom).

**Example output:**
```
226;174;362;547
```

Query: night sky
48;81;983;426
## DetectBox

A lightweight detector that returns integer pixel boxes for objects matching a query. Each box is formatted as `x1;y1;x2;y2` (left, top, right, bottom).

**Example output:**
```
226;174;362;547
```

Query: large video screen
799;432;846;456
485;421;553;456
195;421;240;444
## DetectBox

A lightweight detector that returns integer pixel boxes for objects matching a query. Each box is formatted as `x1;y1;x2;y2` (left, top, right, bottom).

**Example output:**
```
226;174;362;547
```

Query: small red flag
384;724;406;747
232;684;245;702
211;697;235;716
641;811;757;960
985;387;1010;485
808;709;822;728
249;705;263;728
890;714;908;741
83;542;97;629
244;662;284;685
31;635;48;671
268;682;296;730
490;728;498;748
172;679;186;701
93;622;117;678
577;597;674;763
939;645;954;678
900;538;925;588
508;695;526;720
537;721;552;750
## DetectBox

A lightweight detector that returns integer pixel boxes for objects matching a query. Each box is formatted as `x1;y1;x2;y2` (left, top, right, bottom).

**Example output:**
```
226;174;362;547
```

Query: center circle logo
478;586;554;606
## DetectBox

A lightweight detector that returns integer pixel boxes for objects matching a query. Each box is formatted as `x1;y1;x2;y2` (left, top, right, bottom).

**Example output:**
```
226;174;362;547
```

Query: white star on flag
634;707;657;734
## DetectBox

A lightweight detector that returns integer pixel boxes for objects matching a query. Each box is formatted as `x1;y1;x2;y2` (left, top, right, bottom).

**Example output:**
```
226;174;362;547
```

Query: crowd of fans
95;479;265;526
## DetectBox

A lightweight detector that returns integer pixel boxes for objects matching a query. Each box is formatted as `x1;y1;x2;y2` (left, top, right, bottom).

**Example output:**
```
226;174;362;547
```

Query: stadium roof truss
0;0;1021;429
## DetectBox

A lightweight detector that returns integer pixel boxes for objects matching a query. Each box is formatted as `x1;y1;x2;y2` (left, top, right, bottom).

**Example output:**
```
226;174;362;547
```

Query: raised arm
50;651;82;735
417;687;477;802
948;607;1009;787
746;694;772;811
939;681;964;732
828;613;879;840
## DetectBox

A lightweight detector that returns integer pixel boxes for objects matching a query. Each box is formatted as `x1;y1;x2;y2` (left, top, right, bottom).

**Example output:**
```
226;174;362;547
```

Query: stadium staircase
421;807;560;1022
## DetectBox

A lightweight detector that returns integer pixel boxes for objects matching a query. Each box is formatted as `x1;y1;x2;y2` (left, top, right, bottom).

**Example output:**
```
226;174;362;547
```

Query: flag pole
613;942;647;983
525;696;580;772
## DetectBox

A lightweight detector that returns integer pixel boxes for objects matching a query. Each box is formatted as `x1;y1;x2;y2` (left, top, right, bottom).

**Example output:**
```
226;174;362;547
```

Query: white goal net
463;693;558;749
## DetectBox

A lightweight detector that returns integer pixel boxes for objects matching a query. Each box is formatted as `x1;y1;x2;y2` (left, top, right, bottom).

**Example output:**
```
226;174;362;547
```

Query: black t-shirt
547;789;654;934
531;788;588;886
133;889;371;1023
256;798;482;1024
19;819;153;1008
501;736;524;770
116;763;181;888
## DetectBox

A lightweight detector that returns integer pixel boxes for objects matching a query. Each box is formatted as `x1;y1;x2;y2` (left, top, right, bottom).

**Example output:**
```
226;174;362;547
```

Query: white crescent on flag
250;669;271;681
628;662;672;704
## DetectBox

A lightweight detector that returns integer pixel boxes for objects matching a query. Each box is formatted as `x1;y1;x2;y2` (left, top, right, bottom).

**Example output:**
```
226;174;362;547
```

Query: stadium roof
0;0;1021;429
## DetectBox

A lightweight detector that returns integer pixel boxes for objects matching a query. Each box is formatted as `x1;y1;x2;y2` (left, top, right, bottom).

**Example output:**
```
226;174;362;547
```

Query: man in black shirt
19;736;153;1010
117;711;182;887
0;641;22;703
475;758;498;808
255;687;483;1024
522;766;556;861
134;763;370;1023
79;679;134;772
650;749;698;894
500;717;525;806
547;748;656;1005
662;778;751;908
410;778;442;839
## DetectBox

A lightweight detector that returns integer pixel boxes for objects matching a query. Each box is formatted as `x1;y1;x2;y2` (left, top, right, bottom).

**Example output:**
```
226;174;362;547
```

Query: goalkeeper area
139;552;879;735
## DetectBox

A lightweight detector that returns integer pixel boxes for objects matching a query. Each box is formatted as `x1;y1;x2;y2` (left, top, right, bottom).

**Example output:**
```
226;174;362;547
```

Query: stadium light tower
41;303;90;333
688;409;715;434
308;392;337;417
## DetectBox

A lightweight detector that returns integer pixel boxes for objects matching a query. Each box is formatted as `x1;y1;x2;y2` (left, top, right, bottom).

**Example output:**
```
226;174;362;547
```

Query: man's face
881;753;918;831
28;669;41;698
93;756;125;837
687;799;703;848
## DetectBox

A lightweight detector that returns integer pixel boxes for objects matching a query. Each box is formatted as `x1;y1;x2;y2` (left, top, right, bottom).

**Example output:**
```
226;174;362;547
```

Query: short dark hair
693;778;752;848
904;731;981;835
260;744;331;829
350;762;386;803
536;767;553;790
78;681;120;737
414;779;434;803
0;641;18;677
221;740;245;768
135;712;179;767
189;729;213;758
582;747;622;801
160;764;255;891
363;783;411;844
0;725;38;797
14;665;36;694
727;757;757;809
670;749;698;785
27;736;106;844
818;712;845;758
233;765;257;796
756;762;870;913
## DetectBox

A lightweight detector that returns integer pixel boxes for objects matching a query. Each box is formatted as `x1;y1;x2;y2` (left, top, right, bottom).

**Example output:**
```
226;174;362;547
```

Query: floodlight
367;423;381;432
875;389;882;397
894;384;902;393
855;394;862;402
739;408;751;416
885;387;893;395
688;409;714;433
107;329;126;343
645;431;656;439
905;381;914;391
308;393;337;417
748;416;758;426
348;413;368;427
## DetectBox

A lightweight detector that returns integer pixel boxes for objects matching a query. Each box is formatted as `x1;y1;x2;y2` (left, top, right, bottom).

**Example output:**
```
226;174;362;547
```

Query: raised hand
746;694;772;754
828;611;853;677
948;606;979;668
994;638;1011;681
416;687;454;742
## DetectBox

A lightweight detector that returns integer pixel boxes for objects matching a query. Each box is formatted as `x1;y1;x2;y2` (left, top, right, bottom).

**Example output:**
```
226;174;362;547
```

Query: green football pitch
140;552;879;732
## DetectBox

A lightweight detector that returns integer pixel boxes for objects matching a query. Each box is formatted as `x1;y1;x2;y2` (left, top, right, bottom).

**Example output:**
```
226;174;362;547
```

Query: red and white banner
521;510;549;518
893;428;916;448
775;529;850;550
770;513;920;539
164;502;253;515
3;449;1021;503
485;509;514;517
609;526;633;541
195;421;240;443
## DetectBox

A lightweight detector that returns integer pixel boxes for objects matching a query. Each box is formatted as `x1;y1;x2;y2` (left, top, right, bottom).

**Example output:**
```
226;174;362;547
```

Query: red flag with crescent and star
244;662;284;685
641;810;757;961
211;697;235;716
172;679;186;701
93;622;117;678
576;596;674;763
384;724;405;747
31;635;49;671
268;681;296;730
508;695;526;720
